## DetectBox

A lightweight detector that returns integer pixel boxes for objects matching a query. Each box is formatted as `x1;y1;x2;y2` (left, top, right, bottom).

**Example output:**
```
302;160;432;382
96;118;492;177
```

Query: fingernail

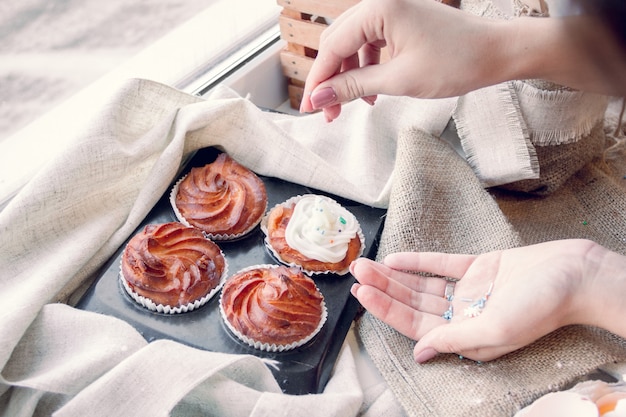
350;283;361;297
311;87;337;109
362;96;376;106
414;347;438;364
349;260;357;275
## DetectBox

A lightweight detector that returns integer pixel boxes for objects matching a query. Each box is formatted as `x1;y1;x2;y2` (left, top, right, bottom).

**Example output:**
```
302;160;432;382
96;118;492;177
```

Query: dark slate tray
76;147;386;395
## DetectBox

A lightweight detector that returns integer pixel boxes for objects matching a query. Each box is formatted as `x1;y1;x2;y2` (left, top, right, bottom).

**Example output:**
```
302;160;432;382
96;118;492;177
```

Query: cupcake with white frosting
261;194;364;275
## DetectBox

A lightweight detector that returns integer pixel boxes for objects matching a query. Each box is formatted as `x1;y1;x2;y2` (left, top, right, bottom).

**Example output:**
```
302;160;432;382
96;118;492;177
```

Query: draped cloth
0;35;624;415
0;79;456;416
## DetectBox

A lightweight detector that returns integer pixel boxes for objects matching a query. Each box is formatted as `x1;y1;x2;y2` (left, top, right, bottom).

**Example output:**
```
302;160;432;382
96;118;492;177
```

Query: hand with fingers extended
349;239;626;363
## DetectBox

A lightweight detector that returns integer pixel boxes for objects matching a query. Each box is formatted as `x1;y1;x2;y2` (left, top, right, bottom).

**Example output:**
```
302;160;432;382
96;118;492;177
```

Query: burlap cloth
356;122;626;417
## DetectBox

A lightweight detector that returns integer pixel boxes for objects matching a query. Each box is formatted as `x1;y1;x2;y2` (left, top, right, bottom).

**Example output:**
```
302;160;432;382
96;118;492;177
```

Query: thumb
413;320;509;363
309;64;387;110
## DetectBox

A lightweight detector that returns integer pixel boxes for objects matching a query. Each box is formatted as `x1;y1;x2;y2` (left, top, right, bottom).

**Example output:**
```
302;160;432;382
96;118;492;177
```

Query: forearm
491;15;618;94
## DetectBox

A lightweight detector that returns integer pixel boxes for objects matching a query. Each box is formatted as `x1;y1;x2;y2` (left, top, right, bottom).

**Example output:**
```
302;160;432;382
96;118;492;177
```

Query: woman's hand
350;239;623;363
300;0;611;121
300;0;511;121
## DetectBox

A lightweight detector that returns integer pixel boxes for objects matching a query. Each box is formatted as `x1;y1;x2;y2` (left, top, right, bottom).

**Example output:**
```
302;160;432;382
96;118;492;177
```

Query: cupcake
171;153;267;240
262;194;364;275
220;264;327;352
120;222;227;314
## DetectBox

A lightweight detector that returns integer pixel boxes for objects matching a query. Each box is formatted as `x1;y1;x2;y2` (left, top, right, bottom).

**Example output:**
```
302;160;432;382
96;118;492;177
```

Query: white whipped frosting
285;196;359;263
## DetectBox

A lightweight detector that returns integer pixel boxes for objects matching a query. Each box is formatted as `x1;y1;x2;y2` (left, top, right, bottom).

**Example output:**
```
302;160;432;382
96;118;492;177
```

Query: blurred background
0;0;218;143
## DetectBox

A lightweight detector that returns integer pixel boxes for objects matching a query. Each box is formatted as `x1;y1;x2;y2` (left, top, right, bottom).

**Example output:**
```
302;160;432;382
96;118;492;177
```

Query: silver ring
444;282;455;301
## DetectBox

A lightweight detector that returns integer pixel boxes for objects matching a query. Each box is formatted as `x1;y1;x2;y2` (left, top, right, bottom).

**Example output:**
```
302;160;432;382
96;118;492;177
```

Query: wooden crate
277;0;458;109
277;0;360;109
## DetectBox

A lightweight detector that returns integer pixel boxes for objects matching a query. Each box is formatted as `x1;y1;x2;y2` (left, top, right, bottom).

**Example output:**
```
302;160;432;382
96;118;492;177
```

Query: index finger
352;283;446;340
383;252;478;280
300;4;380;111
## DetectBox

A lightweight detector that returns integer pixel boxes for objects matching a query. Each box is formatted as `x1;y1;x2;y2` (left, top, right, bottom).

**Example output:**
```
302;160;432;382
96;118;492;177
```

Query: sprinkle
582;220;588;226
464;305;482;318
339;216;347;225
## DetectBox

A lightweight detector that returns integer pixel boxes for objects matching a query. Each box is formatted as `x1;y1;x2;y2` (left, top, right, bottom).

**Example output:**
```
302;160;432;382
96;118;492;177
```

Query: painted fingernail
414;347;438;364
362;96;376;106
311;87;337;109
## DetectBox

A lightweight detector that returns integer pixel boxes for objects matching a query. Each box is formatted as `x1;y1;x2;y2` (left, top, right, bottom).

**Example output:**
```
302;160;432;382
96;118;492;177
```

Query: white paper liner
260;194;365;276
119;247;228;315
170;175;266;241
219;264;328;352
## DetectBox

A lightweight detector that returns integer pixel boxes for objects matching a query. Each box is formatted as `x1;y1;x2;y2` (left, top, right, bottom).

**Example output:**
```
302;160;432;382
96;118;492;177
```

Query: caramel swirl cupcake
171;153;267;240
220;265;327;351
120;222;227;314
262;195;364;275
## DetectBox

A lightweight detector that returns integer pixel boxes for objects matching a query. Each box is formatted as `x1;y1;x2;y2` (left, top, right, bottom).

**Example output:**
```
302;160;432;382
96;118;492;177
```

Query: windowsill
0;0;281;209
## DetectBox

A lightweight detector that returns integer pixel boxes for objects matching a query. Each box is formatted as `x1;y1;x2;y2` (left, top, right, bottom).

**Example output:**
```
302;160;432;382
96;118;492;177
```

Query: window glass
0;0;232;143
0;0;280;207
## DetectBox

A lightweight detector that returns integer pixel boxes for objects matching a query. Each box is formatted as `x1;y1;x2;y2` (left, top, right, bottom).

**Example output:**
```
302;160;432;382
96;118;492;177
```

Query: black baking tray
76;146;386;395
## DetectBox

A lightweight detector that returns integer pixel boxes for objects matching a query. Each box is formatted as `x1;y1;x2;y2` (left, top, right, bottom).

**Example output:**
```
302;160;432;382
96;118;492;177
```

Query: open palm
350;239;599;362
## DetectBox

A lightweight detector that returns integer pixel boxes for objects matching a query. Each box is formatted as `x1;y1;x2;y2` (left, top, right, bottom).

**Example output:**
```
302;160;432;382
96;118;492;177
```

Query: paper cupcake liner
219;264;328;352
170;175;266;241
119;250;228;315
260;194;365;276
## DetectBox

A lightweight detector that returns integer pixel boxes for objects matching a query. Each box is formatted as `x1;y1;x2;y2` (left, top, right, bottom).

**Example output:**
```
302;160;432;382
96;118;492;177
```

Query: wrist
497;16;574;84
461;17;553;90
496;15;616;93
575;242;626;336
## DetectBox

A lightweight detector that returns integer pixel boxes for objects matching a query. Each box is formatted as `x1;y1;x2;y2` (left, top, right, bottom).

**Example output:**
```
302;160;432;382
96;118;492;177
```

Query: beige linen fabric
0;57;623;417
0;78;455;416
454;82;539;187
454;0;610;190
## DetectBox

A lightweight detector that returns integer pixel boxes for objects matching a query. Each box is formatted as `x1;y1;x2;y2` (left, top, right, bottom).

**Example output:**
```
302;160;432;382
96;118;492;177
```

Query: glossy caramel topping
175;153;267;236
121;222;225;307
221;265;324;345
